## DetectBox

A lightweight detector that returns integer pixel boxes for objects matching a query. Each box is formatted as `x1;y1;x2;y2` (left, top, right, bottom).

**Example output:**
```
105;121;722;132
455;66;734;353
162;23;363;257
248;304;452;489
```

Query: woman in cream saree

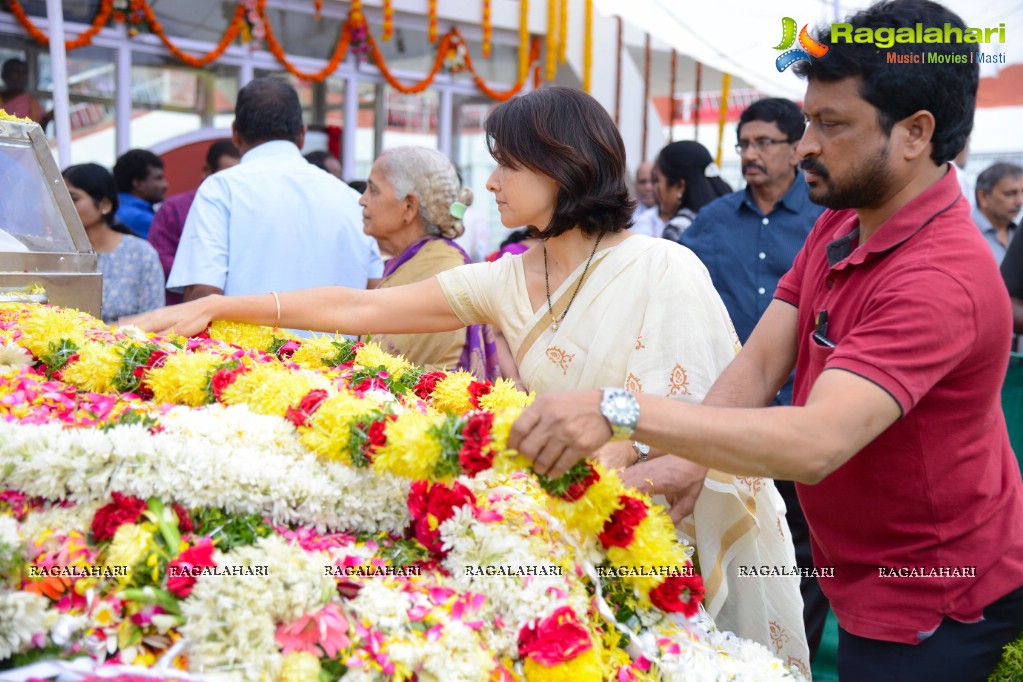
437;233;811;674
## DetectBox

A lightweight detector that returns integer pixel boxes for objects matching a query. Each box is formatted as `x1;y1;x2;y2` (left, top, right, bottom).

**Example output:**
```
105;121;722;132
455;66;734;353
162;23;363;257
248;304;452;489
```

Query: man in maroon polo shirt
508;1;1023;679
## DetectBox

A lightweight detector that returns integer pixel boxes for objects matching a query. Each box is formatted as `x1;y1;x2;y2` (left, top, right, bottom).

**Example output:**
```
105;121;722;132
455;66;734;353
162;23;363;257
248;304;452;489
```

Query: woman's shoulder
114;233;161;260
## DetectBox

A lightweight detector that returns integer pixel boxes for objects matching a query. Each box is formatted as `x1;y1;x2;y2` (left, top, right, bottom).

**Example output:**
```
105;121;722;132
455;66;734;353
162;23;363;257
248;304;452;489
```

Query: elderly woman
360;146;497;380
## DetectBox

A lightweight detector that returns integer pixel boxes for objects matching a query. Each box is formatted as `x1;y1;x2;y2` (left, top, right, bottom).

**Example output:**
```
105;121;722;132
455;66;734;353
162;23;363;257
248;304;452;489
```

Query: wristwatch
633;441;650;464
600;387;640;441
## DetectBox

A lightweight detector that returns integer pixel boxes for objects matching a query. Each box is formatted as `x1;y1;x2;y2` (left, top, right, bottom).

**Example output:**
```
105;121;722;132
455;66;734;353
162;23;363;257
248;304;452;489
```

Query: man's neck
856;162;947;244
980;209;1012;243
749;172;797;215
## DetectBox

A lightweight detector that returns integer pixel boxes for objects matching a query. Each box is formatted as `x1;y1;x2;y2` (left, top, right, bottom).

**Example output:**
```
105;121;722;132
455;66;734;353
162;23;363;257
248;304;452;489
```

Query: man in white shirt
168;77;381;333
630;160;663;237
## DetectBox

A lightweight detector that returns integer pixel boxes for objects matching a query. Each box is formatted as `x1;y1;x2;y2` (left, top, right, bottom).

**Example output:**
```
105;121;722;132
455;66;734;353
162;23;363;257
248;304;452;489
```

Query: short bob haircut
484;87;634;239
793;0;977;166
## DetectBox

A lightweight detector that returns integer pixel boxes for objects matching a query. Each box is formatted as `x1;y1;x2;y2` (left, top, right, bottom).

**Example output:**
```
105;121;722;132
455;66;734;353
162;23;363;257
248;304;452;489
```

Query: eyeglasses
735;138;792;154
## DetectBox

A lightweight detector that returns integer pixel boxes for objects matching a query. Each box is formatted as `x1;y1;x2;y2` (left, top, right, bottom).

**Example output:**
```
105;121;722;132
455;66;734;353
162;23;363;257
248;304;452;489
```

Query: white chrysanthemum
0;341;32;369
385;620;495;682
0;590;49;659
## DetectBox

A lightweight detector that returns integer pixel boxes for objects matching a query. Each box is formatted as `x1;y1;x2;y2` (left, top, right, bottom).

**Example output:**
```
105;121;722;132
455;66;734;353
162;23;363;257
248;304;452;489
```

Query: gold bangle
270;291;281;328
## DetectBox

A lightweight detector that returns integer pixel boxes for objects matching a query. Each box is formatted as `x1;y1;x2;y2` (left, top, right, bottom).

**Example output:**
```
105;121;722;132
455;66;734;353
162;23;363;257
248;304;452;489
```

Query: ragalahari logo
774;17;829;71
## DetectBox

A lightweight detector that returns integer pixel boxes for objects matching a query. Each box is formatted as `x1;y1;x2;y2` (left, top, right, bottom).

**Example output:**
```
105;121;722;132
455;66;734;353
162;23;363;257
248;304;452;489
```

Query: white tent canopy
594;0;1023;100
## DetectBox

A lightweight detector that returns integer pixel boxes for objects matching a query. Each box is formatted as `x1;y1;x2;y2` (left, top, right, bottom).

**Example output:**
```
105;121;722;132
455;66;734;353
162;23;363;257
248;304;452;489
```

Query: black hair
793;0;977;165
1;58;25;79
347;179;367;194
975;162;1023;204
484;87;634;239
738;98;806;142
304;150;333;171
655;141;733;212
206;139;240;171
62;163;132;234
112;149;163;194
234;77;304;145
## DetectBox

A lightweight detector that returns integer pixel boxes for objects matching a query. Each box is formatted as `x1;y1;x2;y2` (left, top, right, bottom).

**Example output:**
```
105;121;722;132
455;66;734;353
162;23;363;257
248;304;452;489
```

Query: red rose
172;503;193;534
285;389;329;427
560;462;600;502
462;412;493;446
459;413;495;476
91;492;147;542
459;443;495;477
407;480;476;556
210;365;247;402
144;349;169;370
518;606;593;665
367;420;388;448
467;381;493;409
352;377;389;395
648;573;705;617
413;371;447;400
598;496;649;548
166;538;216;598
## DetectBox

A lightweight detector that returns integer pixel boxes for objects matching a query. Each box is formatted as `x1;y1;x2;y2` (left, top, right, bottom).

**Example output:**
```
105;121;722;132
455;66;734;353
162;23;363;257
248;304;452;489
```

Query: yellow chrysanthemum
523;647;603;682
279;651;322;682
219;363;330;417
0;108;33;122
16;305;87;357
209;320;277;352
355;340;412;381
429;371;477;415
607;510;690;597
105;522;154;578
288;335;342;370
373;410;445;480
545;463;627;538
145;352;223;407
300;392;375;462
59;341;122;393
476;379;533;412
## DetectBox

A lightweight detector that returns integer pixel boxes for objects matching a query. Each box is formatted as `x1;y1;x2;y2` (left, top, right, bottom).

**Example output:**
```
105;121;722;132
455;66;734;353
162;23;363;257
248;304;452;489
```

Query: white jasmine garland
0;589;49;660
180;535;337;681
0;408;410;534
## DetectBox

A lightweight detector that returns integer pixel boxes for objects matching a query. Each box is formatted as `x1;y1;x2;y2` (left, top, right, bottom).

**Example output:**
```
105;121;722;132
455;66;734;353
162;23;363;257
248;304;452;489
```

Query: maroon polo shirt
776;165;1023;644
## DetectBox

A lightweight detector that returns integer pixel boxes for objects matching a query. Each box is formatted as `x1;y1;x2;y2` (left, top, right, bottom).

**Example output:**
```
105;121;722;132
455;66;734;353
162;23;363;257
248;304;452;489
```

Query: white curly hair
375;146;473;239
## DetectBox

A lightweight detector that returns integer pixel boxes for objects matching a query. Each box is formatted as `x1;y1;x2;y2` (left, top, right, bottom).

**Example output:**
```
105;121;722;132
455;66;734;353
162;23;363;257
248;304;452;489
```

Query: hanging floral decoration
111;0;147;37
427;0;439;42
481;0;492;58
3;0;539;102
382;0;394;41
443;33;469;73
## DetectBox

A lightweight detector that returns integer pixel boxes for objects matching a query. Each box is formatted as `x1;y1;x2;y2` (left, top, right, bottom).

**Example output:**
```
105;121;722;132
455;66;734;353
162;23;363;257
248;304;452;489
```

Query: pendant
551;319;559;331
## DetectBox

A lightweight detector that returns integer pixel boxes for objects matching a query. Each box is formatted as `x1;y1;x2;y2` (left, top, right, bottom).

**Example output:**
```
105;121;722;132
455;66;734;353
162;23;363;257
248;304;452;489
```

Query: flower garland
546;0;558;81
0;303;803;680
482;0;492;58
5;0;114;50
2;0;537;103
427;0;438;43
583;0;593;93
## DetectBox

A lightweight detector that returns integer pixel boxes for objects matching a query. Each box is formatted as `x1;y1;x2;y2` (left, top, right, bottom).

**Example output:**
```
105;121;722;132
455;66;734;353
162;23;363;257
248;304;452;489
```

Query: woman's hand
120;296;222;338
594;441;637;473
620;457;708;524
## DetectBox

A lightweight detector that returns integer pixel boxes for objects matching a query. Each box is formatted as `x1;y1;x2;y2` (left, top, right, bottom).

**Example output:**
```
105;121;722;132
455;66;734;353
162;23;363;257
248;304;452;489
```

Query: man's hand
508;390;613;478
620;457;708;524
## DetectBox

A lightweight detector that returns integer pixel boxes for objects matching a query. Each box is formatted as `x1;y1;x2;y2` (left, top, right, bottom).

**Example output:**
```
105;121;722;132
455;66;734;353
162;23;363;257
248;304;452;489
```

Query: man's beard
800;142;894;211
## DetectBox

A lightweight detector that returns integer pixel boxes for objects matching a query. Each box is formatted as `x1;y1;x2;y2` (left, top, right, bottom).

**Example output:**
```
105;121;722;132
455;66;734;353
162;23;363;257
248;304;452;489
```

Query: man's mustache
799;158;829;179
743;163;767;175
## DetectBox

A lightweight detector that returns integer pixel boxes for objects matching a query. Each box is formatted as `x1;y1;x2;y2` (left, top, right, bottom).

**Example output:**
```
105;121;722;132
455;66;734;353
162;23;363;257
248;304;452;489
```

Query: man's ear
897;110;936;162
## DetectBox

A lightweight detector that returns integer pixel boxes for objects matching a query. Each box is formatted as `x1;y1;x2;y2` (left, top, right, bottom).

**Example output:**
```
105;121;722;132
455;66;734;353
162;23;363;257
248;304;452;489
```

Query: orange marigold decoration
583;0;593;92
518;0;530;83
6;0;114;50
427;0;438;42
139;0;247;68
545;0;558;81
382;0;394;41
558;0;568;64
314;0;323;20
258;0;350;82
451;28;539;102
481;0;492;58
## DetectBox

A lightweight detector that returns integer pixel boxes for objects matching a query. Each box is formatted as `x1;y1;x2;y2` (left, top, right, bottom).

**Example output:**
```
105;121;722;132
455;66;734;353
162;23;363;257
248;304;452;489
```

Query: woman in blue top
63;163;164;324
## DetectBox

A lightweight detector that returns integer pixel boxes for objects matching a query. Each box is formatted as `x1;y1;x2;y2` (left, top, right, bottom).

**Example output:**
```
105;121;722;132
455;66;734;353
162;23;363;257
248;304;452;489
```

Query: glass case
0;115;101;317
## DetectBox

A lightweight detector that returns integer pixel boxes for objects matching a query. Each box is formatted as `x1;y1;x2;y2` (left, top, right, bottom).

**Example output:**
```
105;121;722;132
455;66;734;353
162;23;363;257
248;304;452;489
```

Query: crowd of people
3;0;1022;679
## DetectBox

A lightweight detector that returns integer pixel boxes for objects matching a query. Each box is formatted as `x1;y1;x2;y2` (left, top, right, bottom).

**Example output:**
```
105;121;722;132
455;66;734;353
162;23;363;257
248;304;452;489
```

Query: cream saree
437;235;810;675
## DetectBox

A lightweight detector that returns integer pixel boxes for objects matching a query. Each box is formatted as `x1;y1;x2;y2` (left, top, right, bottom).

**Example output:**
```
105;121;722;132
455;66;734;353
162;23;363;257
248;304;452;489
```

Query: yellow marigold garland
218;362;330;416
58;341;122;394
144;352;223;407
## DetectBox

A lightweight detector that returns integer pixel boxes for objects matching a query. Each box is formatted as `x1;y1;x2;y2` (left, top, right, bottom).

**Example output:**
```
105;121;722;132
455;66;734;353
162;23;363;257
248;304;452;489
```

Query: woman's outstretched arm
123;277;465;338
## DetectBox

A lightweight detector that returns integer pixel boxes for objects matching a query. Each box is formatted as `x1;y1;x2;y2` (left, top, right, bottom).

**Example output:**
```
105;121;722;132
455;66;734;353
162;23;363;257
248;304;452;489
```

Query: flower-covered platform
0;303;801;681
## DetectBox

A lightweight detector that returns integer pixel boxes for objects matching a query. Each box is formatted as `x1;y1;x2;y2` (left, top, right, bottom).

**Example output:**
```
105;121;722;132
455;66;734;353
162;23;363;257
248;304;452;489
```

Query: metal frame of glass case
0;117;101;317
